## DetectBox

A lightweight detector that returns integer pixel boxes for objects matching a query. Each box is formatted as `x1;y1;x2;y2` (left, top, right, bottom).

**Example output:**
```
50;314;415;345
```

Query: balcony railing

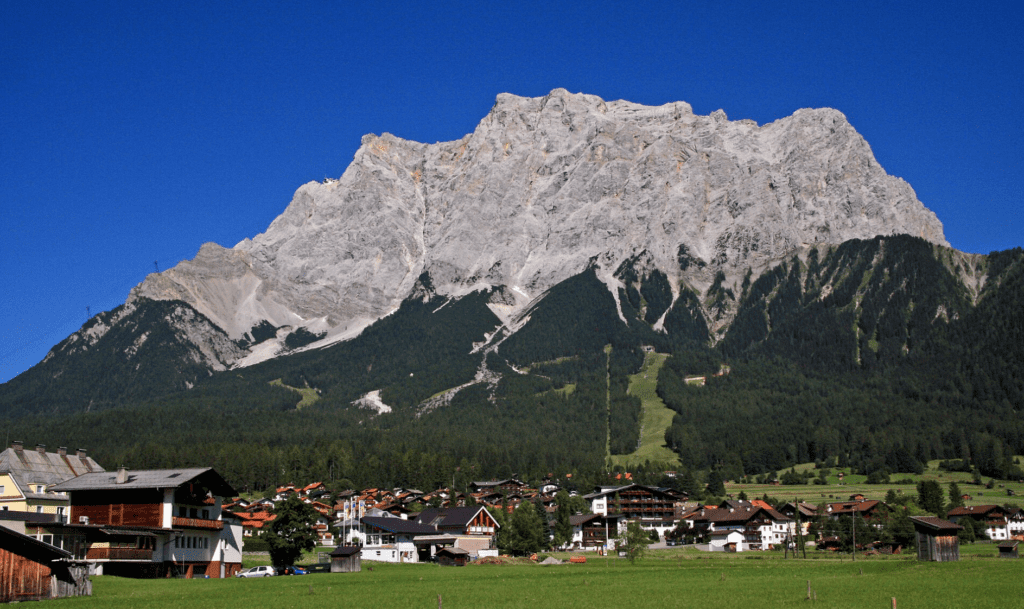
172;516;223;530
86;547;154;561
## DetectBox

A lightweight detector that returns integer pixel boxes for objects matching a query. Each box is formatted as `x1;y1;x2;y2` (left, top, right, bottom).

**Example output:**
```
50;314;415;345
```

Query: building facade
47;467;242;578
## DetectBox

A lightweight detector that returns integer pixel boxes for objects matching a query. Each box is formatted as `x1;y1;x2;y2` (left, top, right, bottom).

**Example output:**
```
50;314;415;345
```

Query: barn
435;547;470;566
330;545;361;573
0;526;91;602
910;516;962;562
997;540;1019;559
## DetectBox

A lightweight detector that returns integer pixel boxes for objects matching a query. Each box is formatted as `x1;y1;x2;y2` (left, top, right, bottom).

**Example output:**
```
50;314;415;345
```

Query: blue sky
2;1;1021;383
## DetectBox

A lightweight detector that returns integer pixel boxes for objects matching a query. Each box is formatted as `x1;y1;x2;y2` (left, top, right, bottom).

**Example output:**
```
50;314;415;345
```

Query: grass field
60;548;1024;609
268;378;320;409
610;352;679;469
733;460;1024;510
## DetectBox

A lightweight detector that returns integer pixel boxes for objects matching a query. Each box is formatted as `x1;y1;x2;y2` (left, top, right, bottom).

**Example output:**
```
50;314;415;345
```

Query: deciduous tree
264;495;320;567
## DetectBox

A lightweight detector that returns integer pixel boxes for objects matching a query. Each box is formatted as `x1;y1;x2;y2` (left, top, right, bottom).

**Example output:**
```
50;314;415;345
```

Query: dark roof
361;516;438;535
947;505;1005;518
0;525;72;562
690;506;791;524
910;516;962;532
436;547;469;556
582;484;680;501
0;510;61;524
568;513;624;526
471;479;525;488
996;541;1019;549
414;506;497;529
330;545;360;557
827;500;887;515
50;467;235;496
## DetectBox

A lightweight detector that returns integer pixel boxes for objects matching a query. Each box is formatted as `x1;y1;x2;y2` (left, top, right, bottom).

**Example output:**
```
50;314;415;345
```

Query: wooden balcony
86;547;154;561
172;516;223;530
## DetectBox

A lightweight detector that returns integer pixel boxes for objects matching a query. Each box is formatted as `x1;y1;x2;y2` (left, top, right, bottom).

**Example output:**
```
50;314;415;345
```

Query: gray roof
0;446;105;491
50;467;235;496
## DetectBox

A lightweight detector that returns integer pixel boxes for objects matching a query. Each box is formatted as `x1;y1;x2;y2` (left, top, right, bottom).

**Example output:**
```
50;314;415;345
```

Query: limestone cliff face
130;89;947;361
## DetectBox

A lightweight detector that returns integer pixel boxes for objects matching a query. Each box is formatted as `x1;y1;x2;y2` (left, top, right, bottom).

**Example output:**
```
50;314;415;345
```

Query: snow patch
353;390;392;414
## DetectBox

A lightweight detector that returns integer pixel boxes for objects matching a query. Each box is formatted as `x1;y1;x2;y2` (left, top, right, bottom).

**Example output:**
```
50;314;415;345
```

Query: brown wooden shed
910;516;962;562
997;540;1019;559
435;547;469;566
330;545;361;573
0;526;91;602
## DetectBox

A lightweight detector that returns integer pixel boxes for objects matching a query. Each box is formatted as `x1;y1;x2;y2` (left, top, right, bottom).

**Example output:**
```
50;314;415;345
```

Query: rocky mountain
128;89;946;366
3;89;981;422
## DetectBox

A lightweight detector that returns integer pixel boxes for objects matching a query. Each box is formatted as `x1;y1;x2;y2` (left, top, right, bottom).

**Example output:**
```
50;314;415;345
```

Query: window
202;509;209;519
37;485;44;493
36;506;43;513
178;506;186;517
0;485;5;494
189;508;198;518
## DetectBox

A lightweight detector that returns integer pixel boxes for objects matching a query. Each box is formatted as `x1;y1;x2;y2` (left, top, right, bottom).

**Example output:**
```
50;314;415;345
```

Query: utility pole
852;510;856;562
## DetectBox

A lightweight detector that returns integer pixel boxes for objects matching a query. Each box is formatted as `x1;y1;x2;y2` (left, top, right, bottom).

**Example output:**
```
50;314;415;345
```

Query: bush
243;536;270;552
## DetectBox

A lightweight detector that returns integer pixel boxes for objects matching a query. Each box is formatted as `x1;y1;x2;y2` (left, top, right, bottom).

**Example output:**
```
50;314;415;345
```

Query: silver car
236;565;276;578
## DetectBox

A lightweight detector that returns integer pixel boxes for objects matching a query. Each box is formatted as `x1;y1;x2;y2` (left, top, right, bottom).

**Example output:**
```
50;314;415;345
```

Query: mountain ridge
126;89;946;368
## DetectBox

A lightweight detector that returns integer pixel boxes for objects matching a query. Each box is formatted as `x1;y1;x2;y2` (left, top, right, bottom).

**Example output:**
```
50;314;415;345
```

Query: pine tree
507;501;547;555
948;481;964;510
552;490;574;549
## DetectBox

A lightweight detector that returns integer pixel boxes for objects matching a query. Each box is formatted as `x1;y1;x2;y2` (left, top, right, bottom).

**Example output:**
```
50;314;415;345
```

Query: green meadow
732;458;1024;511
610;352;679;468
59;549;1024;609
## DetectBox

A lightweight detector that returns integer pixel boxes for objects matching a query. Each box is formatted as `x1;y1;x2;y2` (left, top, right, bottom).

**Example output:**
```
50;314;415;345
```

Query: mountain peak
128;90;946;365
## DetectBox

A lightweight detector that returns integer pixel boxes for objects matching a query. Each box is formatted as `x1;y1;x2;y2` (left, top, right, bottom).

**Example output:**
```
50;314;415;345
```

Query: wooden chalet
947;505;1013;540
687;505;791;551
585;484;683;535
910;516;962;562
0;525;90;602
825;499;890;522
779;502;818;537
48;467;243;578
568;513;625;550
470;479;527;494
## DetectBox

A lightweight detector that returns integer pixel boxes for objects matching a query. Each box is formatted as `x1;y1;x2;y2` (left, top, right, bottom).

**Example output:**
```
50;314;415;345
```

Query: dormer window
36;485;45;493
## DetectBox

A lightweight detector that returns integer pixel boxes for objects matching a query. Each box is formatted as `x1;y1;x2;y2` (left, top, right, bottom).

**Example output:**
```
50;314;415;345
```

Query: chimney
11;440;23;452
76;448;87;459
35;444;46;454
115;466;128;484
58;447;67;457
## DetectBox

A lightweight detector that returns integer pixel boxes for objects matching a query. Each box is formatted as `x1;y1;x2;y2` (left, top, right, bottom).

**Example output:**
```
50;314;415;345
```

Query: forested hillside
661;237;1024;481
2;236;1022;494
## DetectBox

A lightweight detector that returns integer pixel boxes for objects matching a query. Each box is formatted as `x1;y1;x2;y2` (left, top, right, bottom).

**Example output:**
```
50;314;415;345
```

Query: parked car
236;566;276;578
278;565;307;575
306;562;331;573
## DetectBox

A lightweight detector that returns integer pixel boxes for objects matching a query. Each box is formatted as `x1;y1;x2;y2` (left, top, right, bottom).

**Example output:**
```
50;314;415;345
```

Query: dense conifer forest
2;236;1022;494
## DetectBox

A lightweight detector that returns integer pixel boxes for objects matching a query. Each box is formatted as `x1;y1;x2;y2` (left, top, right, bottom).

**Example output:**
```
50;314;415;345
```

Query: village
3;441;1024;601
